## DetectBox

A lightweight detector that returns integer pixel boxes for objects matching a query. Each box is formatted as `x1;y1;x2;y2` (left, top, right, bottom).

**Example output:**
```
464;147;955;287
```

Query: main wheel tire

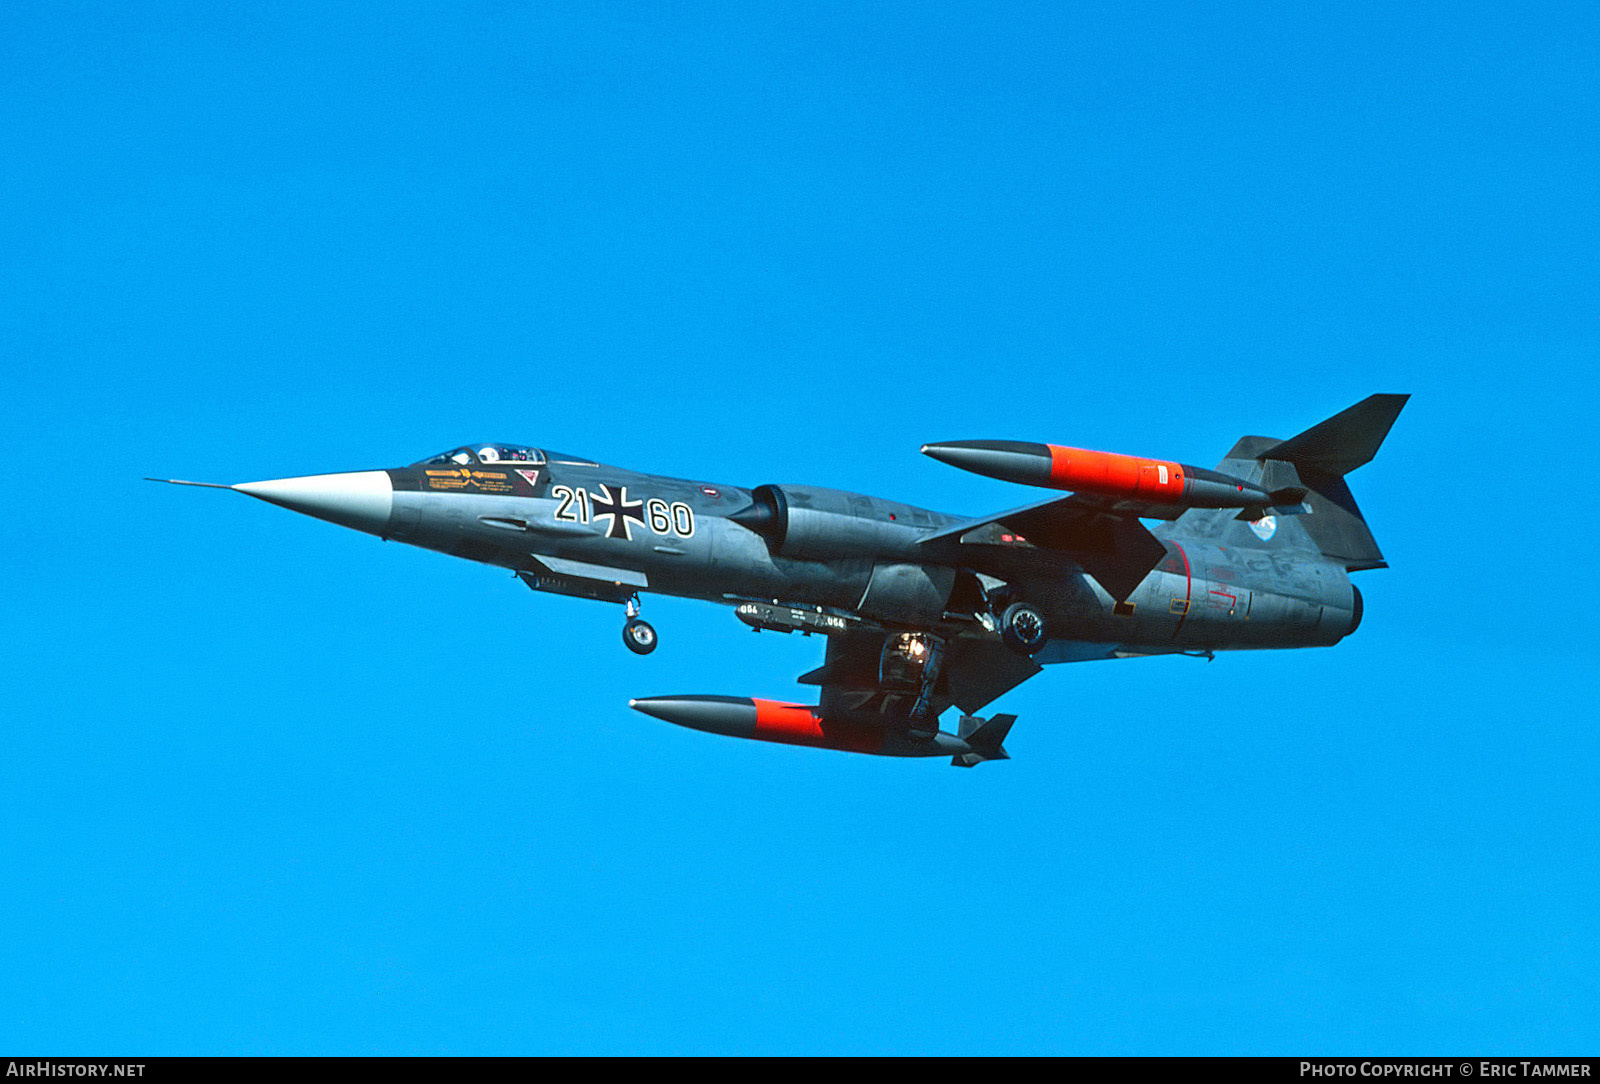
622;618;658;655
1000;602;1047;654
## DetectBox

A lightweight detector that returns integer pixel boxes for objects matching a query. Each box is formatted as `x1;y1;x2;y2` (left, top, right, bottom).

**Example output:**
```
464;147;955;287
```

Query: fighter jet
152;394;1407;766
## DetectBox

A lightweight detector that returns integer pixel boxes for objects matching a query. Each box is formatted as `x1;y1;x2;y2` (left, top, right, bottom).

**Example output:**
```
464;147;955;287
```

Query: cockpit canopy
412;443;546;467
410;444;597;468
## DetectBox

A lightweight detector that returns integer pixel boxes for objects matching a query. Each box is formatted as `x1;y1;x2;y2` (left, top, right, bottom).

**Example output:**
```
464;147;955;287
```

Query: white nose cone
233;471;394;535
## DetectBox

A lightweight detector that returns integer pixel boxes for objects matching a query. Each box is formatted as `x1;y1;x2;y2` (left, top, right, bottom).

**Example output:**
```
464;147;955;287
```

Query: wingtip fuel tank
629;695;1008;763
922;440;1299;511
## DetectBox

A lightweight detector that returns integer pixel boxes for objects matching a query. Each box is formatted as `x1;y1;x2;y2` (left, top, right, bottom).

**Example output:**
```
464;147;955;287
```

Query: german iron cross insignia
591;484;646;540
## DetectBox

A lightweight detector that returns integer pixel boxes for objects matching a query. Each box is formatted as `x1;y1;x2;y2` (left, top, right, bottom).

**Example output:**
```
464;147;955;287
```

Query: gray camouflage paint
172;395;1404;763
378;450;1359;655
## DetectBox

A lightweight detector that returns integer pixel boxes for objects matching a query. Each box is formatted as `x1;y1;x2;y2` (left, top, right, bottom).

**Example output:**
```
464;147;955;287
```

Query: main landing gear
999;601;1047;655
622;595;658;656
966;574;1047;657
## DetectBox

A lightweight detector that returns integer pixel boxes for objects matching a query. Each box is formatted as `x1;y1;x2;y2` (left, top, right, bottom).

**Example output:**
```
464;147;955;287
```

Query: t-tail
1193;393;1410;570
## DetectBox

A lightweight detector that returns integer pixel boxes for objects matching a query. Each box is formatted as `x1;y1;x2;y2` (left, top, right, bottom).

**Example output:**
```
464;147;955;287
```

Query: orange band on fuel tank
1046;446;1186;500
752;699;827;742
751;700;885;754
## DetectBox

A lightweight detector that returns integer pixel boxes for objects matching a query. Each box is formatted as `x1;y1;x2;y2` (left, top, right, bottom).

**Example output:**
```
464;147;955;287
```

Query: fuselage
289;443;1362;660
172;396;1405;764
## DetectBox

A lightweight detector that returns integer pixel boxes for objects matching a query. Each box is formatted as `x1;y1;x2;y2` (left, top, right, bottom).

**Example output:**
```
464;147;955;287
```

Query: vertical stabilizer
1171;395;1407;570
1199;394;1407;571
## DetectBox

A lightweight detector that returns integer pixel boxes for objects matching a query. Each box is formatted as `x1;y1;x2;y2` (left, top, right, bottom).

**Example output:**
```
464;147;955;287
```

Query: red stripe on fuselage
1171;541;1193;638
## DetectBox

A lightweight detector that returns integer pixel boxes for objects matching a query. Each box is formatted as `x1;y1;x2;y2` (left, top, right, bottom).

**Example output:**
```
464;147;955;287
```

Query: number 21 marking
552;485;590;523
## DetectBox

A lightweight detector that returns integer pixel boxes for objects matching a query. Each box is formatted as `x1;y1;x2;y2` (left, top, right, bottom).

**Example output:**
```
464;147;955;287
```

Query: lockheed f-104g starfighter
153;394;1407;766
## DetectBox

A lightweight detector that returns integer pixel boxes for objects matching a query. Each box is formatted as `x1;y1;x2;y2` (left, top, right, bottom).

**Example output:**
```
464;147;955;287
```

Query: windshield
412;444;546;467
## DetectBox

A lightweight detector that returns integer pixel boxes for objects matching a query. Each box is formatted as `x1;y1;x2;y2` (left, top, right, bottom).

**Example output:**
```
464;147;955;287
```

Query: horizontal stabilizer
1258;394;1409;476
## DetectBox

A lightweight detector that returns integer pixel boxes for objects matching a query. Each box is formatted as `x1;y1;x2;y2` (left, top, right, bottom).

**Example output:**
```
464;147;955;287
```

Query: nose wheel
622;595;658;655
623;618;658;655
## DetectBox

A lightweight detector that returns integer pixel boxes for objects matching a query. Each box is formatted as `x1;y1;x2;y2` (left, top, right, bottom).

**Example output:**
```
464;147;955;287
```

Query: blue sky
2;1;1596;1054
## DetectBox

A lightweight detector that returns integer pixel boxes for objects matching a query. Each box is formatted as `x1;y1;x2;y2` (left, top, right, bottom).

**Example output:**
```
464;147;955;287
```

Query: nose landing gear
622;595;658;655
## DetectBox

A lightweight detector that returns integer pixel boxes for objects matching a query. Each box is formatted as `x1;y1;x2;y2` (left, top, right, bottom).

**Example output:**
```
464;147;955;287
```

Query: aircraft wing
798;626;1041;720
918;491;1170;601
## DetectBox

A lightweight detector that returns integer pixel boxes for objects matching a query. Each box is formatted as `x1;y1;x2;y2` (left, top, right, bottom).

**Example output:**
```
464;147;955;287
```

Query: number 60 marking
646;498;695;538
